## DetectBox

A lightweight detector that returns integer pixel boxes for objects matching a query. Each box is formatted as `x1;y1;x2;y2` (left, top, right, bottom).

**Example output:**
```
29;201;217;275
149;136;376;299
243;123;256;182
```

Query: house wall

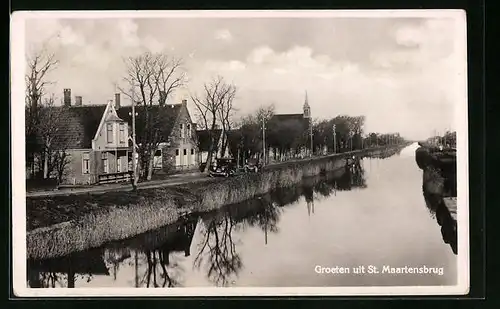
92;150;127;175
94;122;129;151
165;103;199;170
60;149;95;185
93;105;129;151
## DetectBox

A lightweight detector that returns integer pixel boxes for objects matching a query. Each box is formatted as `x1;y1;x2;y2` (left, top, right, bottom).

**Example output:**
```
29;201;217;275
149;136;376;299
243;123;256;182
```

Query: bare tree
25;48;58;178
256;104;275;123
120;52;186;181
191;76;237;172
35;94;64;179
217;84;238;158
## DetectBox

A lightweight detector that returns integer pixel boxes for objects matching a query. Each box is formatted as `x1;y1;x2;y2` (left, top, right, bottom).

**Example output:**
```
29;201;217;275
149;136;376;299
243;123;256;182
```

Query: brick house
116;98;198;173
50;89;198;185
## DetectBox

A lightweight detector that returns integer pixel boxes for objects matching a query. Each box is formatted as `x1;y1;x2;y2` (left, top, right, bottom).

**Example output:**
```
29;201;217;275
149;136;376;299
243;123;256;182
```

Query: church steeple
303;90;311;118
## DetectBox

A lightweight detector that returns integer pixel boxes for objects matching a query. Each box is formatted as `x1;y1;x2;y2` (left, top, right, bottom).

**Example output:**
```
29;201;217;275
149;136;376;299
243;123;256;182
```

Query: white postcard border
11;9;470;297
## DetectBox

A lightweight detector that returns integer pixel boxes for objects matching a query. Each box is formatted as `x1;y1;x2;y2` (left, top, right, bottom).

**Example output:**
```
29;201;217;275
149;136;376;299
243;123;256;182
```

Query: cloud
22;17;463;140
196;39;461;139
54;25;86;46
116;19;140;47
214;29;233;41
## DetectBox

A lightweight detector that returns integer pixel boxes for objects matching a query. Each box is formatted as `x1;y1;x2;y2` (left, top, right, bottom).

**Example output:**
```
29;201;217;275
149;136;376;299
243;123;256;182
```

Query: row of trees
429;131;457;148
226;109;406;166
25;48;406;183
119;54;407;176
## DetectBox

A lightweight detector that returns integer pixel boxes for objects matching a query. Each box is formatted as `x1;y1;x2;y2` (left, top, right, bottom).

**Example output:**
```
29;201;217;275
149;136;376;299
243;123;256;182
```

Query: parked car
199;162;207;172
244;158;262;173
209;158;238;177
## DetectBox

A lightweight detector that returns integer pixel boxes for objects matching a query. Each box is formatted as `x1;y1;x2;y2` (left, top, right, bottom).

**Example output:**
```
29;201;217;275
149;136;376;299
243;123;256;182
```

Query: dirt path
26;173;209;198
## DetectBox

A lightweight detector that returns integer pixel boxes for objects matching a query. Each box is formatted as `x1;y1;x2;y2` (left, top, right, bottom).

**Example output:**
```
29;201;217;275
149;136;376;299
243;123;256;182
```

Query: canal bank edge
26;145;406;260
414;145;458;254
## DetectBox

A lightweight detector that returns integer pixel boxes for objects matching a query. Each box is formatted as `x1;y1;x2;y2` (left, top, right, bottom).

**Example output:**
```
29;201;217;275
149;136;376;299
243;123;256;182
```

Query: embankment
415;145;457;254
26;146;403;260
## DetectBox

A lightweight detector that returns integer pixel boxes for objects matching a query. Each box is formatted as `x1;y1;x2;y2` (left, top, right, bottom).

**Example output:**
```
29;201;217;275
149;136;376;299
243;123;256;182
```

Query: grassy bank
26;146;403;260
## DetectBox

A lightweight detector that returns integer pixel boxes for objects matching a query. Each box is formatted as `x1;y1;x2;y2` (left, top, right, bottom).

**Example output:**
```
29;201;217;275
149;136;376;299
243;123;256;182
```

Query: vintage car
209;158;238;177
244;158;262;173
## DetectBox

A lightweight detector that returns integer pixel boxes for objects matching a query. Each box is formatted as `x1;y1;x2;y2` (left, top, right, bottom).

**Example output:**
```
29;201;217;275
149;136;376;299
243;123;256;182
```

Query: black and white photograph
11;10;468;296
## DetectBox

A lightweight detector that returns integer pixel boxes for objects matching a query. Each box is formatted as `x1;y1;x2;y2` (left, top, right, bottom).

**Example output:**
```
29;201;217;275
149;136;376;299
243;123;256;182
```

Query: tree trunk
205;150;213;173
43;150;49;179
147;152;154;181
220;134;227;158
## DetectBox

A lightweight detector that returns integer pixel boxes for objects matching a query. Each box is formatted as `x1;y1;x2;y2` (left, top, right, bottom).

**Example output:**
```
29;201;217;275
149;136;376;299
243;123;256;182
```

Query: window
82;153;90;174
191;149;194;155
175;149;179;156
187;124;191;137
155;149;162;156
180;124;184;138
119;123;125;143
106;123;113;143
183;149;187;156
102;152;109;173
117;157;122;173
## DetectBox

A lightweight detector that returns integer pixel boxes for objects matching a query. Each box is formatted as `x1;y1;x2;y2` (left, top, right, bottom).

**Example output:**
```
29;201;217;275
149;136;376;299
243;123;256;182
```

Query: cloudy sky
23;12;466;140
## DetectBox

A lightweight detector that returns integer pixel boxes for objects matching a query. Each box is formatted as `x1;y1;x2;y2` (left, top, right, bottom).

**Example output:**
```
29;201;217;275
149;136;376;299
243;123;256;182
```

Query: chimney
115;93;121;109
75;96;83;106
159;91;167;106
63;88;71;106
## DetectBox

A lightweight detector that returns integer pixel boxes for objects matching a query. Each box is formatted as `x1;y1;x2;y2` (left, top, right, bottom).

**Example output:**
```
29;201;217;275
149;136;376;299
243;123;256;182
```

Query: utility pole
130;99;138;190
237;147;241;169
333;124;337;154
349;130;353;152
310;121;313;157
262;117;266;166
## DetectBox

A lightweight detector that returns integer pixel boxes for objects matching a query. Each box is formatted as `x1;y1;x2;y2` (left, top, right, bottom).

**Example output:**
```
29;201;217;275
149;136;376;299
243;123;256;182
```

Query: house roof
51;103;183;150
52;105;108;149
269;114;308;126
116;104;182;143
268;113;310;131
196;129;222;152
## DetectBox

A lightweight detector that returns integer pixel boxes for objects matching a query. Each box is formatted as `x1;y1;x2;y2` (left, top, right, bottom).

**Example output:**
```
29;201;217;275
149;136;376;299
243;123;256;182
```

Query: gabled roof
106;113;123;122
52;105;108;149
196;129;222;152
116;104;182;143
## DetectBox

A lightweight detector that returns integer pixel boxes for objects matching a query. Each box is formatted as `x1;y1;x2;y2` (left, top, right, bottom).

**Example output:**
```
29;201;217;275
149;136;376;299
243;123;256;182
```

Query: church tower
303;91;311;119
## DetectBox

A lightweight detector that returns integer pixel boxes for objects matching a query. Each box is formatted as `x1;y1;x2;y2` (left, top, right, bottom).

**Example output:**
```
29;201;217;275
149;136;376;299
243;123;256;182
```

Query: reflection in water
194;214;242;286
422;187;458;255
28;159;365;288
27;249;108;288
29;153;453;288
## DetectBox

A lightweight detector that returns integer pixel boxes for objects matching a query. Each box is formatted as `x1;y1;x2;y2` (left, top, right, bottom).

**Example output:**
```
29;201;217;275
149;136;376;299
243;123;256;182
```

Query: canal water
27;143;457;288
